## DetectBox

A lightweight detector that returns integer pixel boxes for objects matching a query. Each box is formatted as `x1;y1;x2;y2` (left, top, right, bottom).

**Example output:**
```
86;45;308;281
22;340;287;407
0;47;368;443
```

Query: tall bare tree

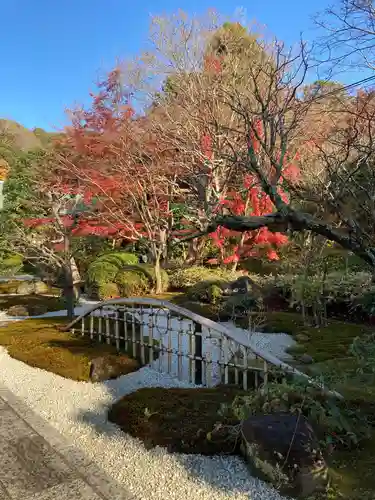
315;0;375;72
140;11;375;269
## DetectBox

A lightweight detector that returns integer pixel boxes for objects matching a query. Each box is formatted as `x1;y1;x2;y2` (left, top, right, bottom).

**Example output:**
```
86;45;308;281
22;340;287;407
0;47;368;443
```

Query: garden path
0;384;134;500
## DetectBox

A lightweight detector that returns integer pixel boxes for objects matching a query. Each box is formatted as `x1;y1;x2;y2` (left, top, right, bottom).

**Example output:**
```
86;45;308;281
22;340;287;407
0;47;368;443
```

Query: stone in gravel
295;334;310;343
7;305;29;317
299;354;314;364
241;412;328;498
89;355;140;382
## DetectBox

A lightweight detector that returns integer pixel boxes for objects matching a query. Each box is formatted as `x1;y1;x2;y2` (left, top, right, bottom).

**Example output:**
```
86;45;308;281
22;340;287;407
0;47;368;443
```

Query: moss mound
108;386;246;454
0;318;141;381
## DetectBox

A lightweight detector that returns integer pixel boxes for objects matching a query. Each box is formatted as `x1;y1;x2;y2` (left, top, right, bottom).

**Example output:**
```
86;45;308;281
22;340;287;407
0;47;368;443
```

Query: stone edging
0;384;136;500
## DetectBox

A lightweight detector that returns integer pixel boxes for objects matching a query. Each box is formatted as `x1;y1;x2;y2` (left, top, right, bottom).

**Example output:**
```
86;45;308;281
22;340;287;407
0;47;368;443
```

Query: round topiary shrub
187;280;227;304
95;252;138;267
97;282;120;300
121;264;169;292
87;261;119;286
86;252;139;298
115;271;149;297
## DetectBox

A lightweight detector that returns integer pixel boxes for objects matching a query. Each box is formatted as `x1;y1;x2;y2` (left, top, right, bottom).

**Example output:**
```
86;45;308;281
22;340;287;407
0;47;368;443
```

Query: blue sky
0;0;355;131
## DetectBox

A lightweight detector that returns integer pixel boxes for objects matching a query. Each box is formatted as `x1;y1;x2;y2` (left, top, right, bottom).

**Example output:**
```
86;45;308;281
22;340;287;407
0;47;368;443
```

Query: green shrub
0;254;23;276
170;266;241;290
122;264;169;292
115;271;149;297
95;252;138;267
87;261;119;285
186;280;226;304
86;252;138;291
355;286;375;316
220;377;371;451
97;282;120;300
222;293;258;317
264;271;373;311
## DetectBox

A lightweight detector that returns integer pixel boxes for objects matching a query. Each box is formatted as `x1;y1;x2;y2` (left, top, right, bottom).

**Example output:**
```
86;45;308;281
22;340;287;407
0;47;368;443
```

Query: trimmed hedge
95;252;138;267
87;261;119;286
116;271;149;297
97;282;120;300
86;251;170;298
120;264;169;293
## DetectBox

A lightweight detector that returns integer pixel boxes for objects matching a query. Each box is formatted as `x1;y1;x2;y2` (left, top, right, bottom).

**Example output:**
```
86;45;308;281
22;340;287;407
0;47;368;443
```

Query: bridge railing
63;297;341;396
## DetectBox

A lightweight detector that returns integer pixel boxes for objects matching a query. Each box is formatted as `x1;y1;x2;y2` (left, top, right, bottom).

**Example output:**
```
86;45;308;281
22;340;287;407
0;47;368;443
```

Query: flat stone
0;434;74;497
299;354;314;364
24;478;104;500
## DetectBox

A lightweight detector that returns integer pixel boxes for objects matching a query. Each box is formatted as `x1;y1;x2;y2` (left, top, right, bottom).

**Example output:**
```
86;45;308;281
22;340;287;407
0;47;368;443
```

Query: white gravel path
0;303;292;500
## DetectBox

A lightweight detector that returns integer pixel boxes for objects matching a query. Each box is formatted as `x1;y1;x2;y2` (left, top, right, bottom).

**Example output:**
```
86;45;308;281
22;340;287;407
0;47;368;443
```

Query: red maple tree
56;69;179;293
206;119;300;267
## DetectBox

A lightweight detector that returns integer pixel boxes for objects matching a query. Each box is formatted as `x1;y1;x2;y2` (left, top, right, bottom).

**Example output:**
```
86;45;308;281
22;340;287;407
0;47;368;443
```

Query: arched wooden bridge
64;297;341;396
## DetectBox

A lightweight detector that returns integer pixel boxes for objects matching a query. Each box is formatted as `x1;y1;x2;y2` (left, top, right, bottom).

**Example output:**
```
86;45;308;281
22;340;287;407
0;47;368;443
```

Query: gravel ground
0;311;290;500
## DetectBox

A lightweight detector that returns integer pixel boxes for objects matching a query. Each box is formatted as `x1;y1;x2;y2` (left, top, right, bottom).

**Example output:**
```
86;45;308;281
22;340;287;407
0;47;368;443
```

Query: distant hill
0;119;61;151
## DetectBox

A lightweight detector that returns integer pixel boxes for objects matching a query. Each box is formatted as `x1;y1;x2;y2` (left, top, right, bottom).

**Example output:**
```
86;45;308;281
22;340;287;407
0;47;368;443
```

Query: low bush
86;252;139;297
222;293;259;318
186;280;226;304
95;252;139;267
122;264;169;292
0;253;23;276
115;270;149;297
220;376;371;452
262;271;374;318
97;282;120;300
87;261;119;286
170;266;241;290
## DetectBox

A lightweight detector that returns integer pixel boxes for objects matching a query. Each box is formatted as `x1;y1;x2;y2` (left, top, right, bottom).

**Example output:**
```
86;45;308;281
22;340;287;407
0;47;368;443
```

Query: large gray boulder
241;412;328;498
89;355;140;382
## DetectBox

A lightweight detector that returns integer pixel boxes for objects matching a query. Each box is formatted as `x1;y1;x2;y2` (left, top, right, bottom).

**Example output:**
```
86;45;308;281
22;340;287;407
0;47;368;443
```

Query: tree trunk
62;235;75;320
154;256;163;295
62;264;75;320
185;238;206;265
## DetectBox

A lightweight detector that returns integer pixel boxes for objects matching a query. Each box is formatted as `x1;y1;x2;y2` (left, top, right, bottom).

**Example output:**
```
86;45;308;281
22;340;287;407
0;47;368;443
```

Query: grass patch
0;317;141;381
108;386;246;455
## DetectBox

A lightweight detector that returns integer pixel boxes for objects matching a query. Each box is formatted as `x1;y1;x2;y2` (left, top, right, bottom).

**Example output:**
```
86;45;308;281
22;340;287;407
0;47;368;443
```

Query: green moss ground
108;386;246;455
0;317;141;381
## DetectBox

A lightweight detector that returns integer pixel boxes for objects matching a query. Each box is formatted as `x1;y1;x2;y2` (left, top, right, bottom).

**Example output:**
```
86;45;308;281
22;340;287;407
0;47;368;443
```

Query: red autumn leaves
207;119;300;264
